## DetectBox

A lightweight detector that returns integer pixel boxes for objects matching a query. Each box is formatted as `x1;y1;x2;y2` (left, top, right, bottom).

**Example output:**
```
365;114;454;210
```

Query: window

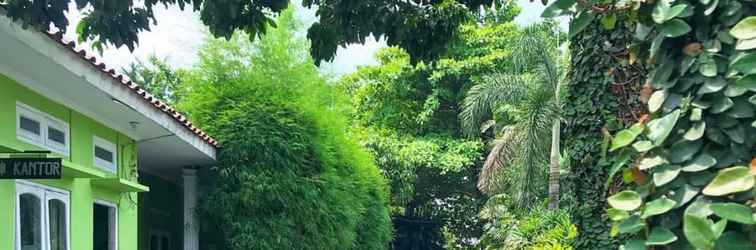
16;102;70;156
149;230;171;250
93;201;117;250
16;103;44;145
16;181;70;250
45;117;69;155
93;136;117;173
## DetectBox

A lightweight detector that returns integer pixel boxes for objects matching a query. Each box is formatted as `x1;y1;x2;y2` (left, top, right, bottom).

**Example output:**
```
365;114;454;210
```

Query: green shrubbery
478;194;578;250
174;8;392;250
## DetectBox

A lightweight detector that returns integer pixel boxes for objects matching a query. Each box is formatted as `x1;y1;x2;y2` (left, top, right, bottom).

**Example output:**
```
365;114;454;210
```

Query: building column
182;167;199;250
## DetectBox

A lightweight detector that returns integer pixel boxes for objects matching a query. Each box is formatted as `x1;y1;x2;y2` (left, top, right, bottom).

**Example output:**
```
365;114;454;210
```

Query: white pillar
183;168;199;250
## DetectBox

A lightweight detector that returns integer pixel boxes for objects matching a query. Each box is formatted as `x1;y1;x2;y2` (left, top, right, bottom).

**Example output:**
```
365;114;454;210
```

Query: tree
459;24;565;209
176;8;392;249
2;0;508;63
121;55;184;105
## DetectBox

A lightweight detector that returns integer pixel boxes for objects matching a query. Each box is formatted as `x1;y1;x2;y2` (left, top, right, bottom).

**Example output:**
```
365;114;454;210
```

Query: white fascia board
0;15;216;160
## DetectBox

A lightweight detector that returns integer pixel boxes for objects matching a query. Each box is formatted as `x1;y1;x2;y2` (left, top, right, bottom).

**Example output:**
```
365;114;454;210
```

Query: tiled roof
44;31;219;148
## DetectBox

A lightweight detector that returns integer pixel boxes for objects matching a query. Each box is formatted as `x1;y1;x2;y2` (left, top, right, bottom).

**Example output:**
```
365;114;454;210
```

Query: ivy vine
548;0;756;248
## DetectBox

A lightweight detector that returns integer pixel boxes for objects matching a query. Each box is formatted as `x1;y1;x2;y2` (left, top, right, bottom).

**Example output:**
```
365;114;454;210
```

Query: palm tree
460;24;564;209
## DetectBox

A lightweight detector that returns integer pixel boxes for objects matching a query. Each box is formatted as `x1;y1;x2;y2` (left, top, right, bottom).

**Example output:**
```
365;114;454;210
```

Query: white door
16;182;69;250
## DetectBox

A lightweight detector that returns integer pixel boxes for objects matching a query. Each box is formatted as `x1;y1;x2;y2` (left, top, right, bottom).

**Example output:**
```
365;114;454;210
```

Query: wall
0;73;140;250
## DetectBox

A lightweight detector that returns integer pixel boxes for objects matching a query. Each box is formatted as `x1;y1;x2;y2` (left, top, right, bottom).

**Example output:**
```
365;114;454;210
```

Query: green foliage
336;13;534;249
477;194;578;250
2;0;511;63
178;8;391;250
458;23;564;208
121;55;184;105
548;0;756;248
557;12;646;249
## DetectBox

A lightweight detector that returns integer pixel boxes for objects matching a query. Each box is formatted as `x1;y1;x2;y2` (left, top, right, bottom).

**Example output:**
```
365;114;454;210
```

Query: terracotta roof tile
43;31;219;148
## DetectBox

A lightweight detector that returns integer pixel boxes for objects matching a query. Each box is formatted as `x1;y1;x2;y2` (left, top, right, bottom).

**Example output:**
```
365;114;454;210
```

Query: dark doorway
93;202;116;250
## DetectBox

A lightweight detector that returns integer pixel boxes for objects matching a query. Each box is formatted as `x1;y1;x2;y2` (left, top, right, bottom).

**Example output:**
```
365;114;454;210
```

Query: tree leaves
730;16;756;40
609;191;643;210
702;166;755;196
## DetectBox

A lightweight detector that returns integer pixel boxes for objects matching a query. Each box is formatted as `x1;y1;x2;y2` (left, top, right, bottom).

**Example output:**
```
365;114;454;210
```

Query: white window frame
45;116;70;156
93;200;118;250
15;180;71;250
93;136;117;173
16;102;45;146
15;102;70;156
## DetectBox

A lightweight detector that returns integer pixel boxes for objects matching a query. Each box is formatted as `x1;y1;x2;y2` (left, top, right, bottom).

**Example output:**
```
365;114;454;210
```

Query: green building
0;12;217;250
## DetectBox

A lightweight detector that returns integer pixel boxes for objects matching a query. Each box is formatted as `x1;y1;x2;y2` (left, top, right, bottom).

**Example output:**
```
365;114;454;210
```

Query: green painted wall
0;73;141;250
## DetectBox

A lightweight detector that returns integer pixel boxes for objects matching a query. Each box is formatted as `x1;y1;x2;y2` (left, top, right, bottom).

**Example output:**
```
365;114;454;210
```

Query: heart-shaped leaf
654;164;681;186
608;208;630;221
642;196;677;218
647;109;681;145
730;16;756;40
698;77;727;94
609;191;643;211
661;19;692;37
703;166;755;196
683;154;717;172
669;140;702;163
611;129;641;152
646;226;678;245
683;122;706;141
671;184;699;208
710;95;734;114
710;203;756;224
732;53;756;75
684;214;716;250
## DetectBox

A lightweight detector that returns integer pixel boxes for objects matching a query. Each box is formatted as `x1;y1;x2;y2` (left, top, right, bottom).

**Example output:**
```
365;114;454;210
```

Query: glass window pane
20;116;41;135
49;199;68;250
19;193;42;250
94;146;113;163
48;127;66;145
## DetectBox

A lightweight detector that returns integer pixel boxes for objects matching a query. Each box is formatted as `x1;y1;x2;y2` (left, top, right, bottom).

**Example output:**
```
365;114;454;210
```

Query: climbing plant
546;0;756;248
557;12;645;249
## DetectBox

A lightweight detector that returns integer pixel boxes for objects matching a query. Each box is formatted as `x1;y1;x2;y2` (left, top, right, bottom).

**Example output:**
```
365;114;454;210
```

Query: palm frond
460;74;528;137
513;84;558;208
478;125;520;194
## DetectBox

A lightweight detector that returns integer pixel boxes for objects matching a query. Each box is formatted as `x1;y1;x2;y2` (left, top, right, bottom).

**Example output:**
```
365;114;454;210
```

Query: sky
61;0;565;77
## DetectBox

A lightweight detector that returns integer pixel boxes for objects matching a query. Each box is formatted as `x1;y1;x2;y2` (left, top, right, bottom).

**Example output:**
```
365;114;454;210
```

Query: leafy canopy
175;8;392;250
2;0;508;63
